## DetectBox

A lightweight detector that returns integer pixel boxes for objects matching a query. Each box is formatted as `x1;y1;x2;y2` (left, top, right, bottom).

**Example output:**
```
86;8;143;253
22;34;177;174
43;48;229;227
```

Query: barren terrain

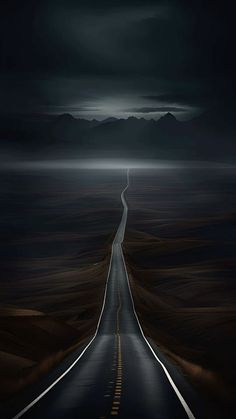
0;169;124;400
124;168;236;417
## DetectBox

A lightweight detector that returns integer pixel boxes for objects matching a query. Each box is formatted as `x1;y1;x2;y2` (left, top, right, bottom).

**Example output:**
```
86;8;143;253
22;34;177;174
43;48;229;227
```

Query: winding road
11;169;196;419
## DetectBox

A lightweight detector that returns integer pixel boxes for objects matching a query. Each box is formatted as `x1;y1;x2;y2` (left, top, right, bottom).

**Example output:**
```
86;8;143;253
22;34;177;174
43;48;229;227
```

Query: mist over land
1;108;236;163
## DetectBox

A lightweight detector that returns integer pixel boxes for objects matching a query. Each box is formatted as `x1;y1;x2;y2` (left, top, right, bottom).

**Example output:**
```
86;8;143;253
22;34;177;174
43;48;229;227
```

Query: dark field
124;168;236;417
1;166;236;417
0;169;124;399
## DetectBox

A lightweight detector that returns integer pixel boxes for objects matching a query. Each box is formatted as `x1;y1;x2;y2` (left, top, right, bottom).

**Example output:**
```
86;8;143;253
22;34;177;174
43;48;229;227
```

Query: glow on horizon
1;159;235;171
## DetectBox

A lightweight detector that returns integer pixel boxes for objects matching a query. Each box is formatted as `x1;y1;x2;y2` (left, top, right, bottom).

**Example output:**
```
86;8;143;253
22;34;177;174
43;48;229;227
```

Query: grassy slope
124;169;236;416
0;170;124;400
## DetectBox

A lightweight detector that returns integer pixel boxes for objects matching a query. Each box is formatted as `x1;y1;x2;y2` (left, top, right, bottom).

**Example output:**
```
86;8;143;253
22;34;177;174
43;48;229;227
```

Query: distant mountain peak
160;112;176;121
102;117;118;123
157;112;178;127
127;116;137;120
57;113;75;122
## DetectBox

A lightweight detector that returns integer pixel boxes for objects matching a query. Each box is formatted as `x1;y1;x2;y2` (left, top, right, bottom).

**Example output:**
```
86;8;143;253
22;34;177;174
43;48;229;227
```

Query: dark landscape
0;169;124;400
1;1;236;418
124;168;236;417
1;166;236;418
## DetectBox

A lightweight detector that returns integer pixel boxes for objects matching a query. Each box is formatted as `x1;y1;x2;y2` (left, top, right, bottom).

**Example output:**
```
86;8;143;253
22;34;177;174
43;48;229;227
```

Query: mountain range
0;107;235;161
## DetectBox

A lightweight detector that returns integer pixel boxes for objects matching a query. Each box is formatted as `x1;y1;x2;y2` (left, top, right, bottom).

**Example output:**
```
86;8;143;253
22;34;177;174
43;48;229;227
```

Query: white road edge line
13;169;196;419
120;169;196;419
12;247;115;419
121;248;196;419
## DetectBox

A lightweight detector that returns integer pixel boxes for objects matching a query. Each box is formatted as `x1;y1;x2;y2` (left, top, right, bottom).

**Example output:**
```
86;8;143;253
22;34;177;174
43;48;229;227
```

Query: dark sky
1;0;235;120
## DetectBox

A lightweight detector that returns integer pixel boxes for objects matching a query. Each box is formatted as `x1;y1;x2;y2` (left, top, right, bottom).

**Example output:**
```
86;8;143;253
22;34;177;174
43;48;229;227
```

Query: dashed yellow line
99;289;123;419
110;289;123;417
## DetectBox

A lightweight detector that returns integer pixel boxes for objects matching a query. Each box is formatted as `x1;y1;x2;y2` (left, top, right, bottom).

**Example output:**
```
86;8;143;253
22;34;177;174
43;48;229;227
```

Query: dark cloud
0;0;235;118
124;106;187;113
142;92;218;109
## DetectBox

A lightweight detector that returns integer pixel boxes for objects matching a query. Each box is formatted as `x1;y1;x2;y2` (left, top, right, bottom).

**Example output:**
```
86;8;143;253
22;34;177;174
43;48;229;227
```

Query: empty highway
10;169;196;419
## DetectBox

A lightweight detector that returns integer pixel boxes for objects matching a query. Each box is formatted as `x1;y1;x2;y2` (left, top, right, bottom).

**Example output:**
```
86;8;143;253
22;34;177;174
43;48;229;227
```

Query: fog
1;159;235;171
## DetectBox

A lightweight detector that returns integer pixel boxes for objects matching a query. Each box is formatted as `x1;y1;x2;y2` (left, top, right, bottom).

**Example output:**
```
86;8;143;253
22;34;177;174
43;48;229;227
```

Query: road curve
11;169;196;419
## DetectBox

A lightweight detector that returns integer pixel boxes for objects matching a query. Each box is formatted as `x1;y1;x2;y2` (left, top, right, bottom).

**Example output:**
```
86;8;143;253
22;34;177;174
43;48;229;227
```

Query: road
11;169;196;419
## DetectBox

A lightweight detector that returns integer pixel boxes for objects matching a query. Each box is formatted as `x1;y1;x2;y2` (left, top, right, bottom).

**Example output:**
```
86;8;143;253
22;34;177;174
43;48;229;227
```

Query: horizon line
0;111;202;123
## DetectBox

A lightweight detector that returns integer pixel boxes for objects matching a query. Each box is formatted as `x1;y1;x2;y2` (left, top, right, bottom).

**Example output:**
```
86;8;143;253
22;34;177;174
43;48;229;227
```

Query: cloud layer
0;0;235;119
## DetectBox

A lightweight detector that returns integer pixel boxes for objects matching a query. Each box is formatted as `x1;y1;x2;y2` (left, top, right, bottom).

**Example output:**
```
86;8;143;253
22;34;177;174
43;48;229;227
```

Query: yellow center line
109;287;123;418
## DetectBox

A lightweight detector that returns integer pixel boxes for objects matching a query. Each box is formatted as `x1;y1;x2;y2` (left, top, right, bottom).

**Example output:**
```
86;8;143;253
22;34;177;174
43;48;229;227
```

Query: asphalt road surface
11;169;196;419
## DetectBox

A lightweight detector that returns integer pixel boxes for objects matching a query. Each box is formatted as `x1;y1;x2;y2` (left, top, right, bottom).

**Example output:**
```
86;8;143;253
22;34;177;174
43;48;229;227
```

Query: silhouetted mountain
158;112;177;126
0;109;235;161
101;117;118;124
